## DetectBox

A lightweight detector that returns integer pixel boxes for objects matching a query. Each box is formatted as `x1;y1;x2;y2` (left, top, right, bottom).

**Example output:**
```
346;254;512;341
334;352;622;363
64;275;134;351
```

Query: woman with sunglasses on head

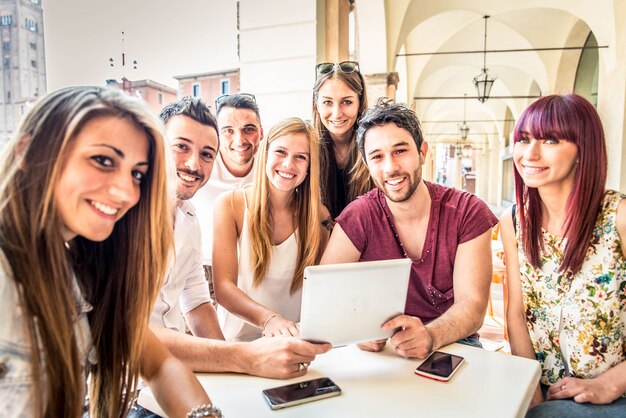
213;118;331;341
312;61;373;219
499;94;626;417
0;86;218;418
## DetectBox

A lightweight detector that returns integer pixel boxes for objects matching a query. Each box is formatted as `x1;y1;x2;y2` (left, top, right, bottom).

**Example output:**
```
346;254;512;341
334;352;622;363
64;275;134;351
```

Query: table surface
138;343;541;418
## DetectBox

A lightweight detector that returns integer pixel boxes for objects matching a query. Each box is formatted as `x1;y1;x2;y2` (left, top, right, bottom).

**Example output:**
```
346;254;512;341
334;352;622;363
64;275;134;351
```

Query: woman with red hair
500;94;626;417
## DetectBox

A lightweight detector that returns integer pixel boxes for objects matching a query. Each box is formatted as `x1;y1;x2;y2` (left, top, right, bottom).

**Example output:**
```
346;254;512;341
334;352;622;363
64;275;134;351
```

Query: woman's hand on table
547;376;623;404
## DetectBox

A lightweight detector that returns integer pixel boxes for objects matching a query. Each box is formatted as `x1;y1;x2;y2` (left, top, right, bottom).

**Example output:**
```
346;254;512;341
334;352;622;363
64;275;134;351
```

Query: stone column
386;72;400;100
363;72;400;104
324;0;350;62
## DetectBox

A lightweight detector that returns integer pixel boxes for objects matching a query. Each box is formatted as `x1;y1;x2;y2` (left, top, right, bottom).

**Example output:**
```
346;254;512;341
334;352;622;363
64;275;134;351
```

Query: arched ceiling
367;0;616;148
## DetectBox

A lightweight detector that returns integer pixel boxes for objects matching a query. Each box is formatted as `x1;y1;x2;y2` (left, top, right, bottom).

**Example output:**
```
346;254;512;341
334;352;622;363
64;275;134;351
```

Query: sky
43;0;239;90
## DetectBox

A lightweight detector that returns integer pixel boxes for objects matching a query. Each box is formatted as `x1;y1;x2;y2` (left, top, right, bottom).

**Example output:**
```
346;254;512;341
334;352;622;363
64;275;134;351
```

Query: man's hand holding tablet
358;315;435;359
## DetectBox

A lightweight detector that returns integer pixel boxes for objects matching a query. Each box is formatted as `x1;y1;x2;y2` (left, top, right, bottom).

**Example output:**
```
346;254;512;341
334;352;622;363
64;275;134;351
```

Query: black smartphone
414;351;465;382
262;377;342;410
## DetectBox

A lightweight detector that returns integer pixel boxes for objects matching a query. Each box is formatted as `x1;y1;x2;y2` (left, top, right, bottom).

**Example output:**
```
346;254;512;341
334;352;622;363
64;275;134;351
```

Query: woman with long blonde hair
213;117;331;341
312;61;373;218
0;86;217;418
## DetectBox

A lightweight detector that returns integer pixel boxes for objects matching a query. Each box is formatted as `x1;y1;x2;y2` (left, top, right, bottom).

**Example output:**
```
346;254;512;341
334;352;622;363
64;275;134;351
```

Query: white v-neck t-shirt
189;154;254;266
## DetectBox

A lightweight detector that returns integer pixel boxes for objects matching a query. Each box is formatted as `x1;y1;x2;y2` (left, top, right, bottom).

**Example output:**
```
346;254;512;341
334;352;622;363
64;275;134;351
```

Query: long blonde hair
0;86;173;417
312;67;372;217
248;117;323;294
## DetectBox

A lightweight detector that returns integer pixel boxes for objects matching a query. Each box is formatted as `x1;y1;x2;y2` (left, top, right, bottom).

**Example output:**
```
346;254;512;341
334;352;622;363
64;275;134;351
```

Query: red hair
513;94;607;274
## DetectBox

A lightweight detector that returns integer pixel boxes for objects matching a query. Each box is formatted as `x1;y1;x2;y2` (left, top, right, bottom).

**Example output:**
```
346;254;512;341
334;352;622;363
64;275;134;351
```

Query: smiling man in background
190;93;263;299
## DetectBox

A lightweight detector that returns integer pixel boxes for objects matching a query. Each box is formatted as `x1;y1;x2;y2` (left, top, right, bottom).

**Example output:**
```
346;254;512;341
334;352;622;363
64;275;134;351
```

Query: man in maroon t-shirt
321;99;497;360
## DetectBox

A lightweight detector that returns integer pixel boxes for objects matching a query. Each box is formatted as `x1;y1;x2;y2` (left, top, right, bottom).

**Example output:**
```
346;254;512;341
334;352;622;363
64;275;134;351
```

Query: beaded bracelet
186;403;223;418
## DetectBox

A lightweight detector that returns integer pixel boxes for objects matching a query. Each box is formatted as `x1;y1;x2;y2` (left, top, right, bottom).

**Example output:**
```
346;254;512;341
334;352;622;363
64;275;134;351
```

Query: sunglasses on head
215;93;256;111
316;61;360;76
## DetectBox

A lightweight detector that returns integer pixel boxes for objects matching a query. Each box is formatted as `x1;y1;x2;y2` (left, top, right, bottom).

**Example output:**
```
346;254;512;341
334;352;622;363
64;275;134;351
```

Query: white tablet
299;258;411;347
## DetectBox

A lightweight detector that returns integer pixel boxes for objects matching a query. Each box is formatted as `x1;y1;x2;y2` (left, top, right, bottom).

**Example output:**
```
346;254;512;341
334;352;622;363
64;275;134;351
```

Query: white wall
239;0;318;130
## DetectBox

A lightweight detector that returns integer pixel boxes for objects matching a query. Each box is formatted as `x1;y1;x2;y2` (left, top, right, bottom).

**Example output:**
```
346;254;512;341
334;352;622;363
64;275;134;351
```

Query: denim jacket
0;252;95;417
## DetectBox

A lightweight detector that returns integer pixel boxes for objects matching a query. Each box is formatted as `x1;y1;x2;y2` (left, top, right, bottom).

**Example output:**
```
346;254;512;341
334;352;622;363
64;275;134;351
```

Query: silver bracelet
262;313;278;330
186;403;223;418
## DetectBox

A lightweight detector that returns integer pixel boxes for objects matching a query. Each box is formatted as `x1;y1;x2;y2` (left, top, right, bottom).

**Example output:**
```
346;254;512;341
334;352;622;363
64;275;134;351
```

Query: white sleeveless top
218;191;302;342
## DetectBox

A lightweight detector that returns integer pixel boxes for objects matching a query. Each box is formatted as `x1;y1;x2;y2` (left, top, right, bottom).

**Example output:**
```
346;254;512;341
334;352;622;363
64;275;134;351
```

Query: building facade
105;78;177;115
174;68;239;111
0;0;46;144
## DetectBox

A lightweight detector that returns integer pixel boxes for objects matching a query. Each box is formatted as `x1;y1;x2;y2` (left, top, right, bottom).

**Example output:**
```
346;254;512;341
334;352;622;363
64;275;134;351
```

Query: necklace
334;145;350;162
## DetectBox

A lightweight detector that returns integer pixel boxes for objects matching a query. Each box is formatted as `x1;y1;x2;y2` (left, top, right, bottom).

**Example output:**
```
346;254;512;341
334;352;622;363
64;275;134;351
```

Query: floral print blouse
517;190;626;386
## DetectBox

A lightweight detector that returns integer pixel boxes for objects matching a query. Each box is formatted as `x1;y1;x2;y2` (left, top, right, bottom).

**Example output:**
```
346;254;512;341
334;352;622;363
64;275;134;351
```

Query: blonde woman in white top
213;117;332;341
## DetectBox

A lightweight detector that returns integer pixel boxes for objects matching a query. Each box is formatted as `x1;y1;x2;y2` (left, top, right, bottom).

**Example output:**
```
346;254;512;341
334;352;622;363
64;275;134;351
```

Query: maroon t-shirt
337;181;497;324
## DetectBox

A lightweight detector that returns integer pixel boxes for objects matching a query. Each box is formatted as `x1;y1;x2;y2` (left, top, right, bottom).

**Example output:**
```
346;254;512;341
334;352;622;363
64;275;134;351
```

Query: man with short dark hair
321;99;497;359
151;97;222;341
189;93;263;297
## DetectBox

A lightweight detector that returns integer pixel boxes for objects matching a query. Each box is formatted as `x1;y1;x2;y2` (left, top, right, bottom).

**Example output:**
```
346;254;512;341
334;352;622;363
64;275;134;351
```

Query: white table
138;343;541;418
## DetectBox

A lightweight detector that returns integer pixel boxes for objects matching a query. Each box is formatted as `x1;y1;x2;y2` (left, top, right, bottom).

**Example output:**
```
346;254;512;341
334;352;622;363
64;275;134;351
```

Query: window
25;19;37;32
348;7;356;59
221;80;230;95
0;15;12;27
192;83;201;98
2;41;9;51
502;107;513;149
501;158;514;204
3;55;9;67
574;32;599;107
29;42;36;50
158;92;163;105
30;59;36;68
